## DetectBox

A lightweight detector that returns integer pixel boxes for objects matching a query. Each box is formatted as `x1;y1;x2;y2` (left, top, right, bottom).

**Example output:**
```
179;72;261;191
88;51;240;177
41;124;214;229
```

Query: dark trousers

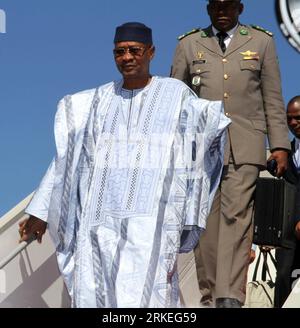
274;239;300;308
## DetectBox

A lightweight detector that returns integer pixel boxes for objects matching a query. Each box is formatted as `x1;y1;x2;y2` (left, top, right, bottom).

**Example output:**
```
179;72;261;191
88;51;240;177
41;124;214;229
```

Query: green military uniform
171;24;290;304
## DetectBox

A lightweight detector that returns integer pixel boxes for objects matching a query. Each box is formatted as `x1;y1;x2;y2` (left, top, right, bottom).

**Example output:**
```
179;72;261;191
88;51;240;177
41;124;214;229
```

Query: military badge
198;51;205;59
193;60;206;64
240;50;260;60
240;28;249;36
251;24;273;37
178;28;200;40
192;75;201;86
200;31;208;38
193;52;206;64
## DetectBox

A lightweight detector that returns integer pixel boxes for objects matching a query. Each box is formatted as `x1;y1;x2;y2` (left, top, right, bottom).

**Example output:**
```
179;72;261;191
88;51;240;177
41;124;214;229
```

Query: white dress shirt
212;24;239;48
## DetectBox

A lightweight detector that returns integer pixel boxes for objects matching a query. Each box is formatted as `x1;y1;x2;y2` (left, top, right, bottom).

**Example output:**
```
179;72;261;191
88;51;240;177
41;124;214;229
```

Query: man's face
207;0;244;32
287;101;300;138
113;41;155;80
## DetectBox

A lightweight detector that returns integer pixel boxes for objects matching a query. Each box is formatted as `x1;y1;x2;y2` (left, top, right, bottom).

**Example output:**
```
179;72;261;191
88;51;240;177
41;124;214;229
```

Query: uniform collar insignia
200;30;208;38
239;28;249;36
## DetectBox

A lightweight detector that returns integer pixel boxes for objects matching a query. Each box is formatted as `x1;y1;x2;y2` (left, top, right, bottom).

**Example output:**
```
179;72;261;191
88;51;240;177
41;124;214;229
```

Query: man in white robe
19;22;230;308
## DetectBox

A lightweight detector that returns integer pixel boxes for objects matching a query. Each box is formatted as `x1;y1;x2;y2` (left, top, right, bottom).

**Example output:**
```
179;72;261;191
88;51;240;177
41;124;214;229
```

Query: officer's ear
207;4;211;16
238;2;244;15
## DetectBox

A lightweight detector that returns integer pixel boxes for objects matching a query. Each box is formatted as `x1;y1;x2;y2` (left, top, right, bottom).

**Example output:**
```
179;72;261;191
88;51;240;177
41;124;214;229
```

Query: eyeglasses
209;1;240;11
113;46;148;58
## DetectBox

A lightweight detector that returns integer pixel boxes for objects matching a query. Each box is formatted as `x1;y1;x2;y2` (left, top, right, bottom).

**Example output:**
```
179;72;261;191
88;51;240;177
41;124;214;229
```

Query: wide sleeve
25;98;68;222
179;90;231;253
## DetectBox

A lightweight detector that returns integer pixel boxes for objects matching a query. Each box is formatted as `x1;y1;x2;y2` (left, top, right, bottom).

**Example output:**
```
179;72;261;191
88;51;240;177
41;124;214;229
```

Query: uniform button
224;74;229;80
224;92;229;99
225;112;230;117
222;58;228;63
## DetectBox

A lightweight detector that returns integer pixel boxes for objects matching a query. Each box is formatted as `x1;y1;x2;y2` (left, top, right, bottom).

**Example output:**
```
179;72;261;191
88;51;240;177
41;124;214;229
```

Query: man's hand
295;221;300;240
18;215;47;244
268;150;288;177
249;249;256;264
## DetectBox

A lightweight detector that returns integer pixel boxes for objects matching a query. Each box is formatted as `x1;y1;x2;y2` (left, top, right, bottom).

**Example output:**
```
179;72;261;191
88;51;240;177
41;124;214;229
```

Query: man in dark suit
275;96;300;308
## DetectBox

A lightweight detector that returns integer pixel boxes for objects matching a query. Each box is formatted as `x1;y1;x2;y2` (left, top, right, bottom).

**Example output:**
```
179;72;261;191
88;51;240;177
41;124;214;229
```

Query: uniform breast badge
197;51;204;59
240;50;260;60
193;51;206;64
192;75;201;86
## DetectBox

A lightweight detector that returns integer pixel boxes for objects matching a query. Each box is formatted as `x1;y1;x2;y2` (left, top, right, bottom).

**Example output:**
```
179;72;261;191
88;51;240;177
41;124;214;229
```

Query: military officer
171;0;290;308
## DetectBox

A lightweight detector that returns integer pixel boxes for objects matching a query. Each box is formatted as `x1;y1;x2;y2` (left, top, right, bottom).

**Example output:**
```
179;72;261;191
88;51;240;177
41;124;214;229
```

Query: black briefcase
253;177;296;248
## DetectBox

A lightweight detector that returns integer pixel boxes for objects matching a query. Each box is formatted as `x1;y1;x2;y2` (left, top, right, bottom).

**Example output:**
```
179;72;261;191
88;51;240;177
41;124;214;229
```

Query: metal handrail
0;194;35;269
0;235;36;270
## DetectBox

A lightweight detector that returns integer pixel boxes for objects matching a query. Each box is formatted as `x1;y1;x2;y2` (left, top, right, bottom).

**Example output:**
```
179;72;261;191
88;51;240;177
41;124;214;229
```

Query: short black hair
288;96;300;107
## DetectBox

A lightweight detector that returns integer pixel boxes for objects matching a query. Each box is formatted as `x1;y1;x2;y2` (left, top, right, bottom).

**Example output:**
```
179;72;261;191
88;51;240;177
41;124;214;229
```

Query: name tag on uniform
193;59;207;64
193;51;206;64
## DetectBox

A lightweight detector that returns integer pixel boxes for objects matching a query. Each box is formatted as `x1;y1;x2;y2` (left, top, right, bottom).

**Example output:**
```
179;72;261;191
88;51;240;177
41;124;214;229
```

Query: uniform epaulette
250;25;273;37
177;28;200;41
